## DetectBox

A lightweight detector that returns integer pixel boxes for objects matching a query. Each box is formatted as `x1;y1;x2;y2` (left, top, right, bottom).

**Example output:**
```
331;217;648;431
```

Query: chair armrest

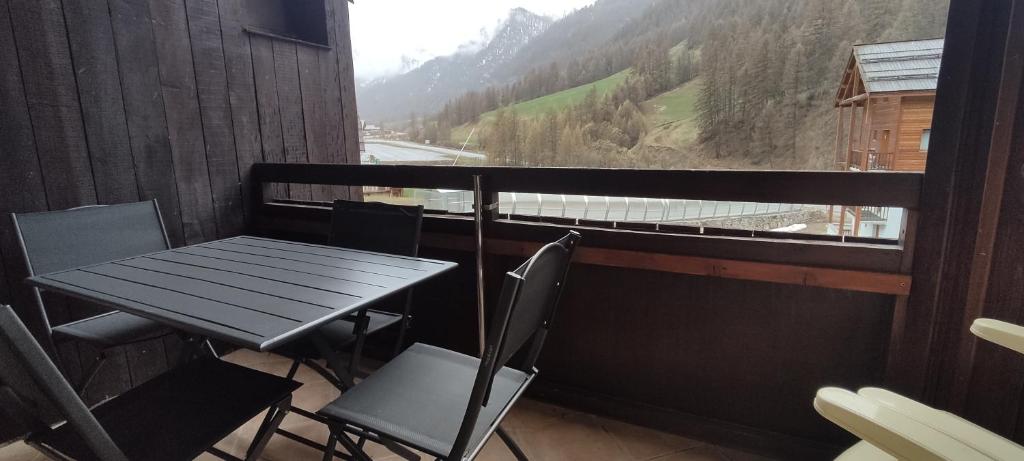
859;387;1024;461
814;387;993;461
971;318;1024;355
836;441;896;461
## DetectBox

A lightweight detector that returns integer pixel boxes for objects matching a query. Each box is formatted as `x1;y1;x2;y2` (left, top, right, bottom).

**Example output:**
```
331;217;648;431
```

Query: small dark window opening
245;0;329;48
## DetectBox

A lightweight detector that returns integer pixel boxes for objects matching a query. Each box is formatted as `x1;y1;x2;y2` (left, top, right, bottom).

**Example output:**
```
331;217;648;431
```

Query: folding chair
317;231;581;460
12;201;178;394
284;200;424;383
0;304;300;461
815;318;1024;460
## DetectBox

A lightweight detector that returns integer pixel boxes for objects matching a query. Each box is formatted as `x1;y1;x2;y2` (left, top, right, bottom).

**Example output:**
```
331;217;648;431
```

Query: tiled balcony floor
1;349;774;461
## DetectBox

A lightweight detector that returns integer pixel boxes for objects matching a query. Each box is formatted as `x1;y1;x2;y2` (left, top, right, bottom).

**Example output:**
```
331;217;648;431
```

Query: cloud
350;0;596;80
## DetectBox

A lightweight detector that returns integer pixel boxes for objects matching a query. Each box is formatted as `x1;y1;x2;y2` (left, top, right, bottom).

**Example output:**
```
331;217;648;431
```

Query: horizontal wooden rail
250;163;918;294
252;163;923;208
420;233;911;296
254;202;905;272
250;202;909;295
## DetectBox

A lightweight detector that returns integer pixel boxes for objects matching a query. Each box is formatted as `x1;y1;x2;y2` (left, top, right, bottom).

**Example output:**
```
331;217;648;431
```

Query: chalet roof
853;38;944;94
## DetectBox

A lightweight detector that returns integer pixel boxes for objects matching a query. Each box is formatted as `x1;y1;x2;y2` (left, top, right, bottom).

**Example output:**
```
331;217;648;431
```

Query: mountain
357;8;552;122
489;0;659;83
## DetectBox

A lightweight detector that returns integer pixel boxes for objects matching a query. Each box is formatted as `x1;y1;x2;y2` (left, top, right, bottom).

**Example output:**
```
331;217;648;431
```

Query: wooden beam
419;233;912;296
838;93;869;107
894;0;1019;404
853;206;862;237
860;97;873;170
846;104;859;169
833;106;845;168
252;163;924;208
254;201;908;273
948;0;1024;411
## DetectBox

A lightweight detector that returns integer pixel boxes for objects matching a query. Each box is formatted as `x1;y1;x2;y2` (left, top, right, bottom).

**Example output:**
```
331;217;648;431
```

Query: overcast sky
349;0;596;80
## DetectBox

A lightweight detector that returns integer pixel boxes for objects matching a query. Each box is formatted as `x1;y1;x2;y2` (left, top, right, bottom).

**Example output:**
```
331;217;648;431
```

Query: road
362;140;486;164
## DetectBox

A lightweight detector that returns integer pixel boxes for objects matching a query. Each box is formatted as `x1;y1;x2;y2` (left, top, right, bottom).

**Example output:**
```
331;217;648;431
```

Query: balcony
0;0;1022;460
845;150;894;172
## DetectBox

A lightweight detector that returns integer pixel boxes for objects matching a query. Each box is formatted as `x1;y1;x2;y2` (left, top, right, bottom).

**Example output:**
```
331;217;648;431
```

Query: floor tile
0;350;778;461
507;413;631;461
651;445;732;461
602;418;705;460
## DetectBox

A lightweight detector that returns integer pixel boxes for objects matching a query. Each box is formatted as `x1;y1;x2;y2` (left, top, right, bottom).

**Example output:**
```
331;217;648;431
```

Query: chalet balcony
845;150;895;172
1;1;1023;461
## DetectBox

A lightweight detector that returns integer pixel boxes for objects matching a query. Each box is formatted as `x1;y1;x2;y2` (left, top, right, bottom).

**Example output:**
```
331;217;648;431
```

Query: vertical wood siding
0;0;359;403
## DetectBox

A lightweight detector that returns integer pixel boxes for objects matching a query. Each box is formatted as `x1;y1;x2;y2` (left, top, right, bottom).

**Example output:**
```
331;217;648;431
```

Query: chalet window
920;129;931;151
245;0;329;48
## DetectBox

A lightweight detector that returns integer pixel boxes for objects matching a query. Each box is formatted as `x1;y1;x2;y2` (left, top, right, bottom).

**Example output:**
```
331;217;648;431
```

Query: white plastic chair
815;318;1024;460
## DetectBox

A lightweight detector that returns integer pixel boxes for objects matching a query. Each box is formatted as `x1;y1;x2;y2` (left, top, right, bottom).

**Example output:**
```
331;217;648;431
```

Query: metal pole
473;175;486;357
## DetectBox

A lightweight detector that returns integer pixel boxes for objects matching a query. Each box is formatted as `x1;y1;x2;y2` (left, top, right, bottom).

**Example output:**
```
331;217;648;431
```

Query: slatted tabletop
27;236;457;351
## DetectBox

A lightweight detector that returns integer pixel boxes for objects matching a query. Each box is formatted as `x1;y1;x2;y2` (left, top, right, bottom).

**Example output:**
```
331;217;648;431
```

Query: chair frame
0;304;291;461
289;200;425;385
11;200;175;395
328;199;425;373
323;231;581;461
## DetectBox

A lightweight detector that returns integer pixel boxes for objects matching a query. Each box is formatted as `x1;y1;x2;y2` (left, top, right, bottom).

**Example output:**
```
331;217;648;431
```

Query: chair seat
318;343;530;457
29;358;300;461
51;311;170;347
319;309;404;347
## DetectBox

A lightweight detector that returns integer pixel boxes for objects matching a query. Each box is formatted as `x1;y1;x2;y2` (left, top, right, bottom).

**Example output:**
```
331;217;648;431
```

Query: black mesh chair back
0;305;127;459
449;231;580;458
11;200;171;335
493;232;580;373
328;200;424;258
14;200;170;277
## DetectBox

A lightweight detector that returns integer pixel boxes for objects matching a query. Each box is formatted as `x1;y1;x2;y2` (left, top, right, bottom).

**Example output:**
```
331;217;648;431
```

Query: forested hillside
692;0;949;169
413;0;949;170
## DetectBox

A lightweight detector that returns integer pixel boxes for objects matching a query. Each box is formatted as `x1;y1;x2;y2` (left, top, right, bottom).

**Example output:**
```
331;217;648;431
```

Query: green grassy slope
489;69;631;120
641;78;701;144
450;70;631;147
450;72;702;152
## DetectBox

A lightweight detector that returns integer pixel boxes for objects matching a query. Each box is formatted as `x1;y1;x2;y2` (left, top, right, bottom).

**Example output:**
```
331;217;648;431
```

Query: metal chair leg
249;361;301;455
496;426;529;461
392;290;415;358
348;311;370;377
335;430;373;461
286;359;301;380
323;432;338;461
245;395;291;461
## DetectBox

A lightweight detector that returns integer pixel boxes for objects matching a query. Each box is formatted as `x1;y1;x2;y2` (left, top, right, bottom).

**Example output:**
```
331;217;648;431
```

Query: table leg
310;333;355;389
177;335;218;367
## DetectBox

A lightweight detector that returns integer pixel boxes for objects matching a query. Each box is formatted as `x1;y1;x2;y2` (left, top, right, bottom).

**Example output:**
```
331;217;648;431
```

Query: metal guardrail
409;190;807;224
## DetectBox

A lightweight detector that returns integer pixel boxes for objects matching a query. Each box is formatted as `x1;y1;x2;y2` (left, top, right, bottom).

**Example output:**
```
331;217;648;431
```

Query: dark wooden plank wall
0;0;360;404
889;0;1024;449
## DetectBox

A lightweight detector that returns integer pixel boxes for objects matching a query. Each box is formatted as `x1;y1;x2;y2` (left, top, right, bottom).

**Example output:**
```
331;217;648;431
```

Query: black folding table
26;235;458;388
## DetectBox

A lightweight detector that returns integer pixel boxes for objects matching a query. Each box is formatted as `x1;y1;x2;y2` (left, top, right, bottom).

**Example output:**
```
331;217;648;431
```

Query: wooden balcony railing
251;164;921;295
845;150;895;171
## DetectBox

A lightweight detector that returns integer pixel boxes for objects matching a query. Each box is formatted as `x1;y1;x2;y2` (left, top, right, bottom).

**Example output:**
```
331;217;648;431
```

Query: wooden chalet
830;39;943;238
833;38;943;172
